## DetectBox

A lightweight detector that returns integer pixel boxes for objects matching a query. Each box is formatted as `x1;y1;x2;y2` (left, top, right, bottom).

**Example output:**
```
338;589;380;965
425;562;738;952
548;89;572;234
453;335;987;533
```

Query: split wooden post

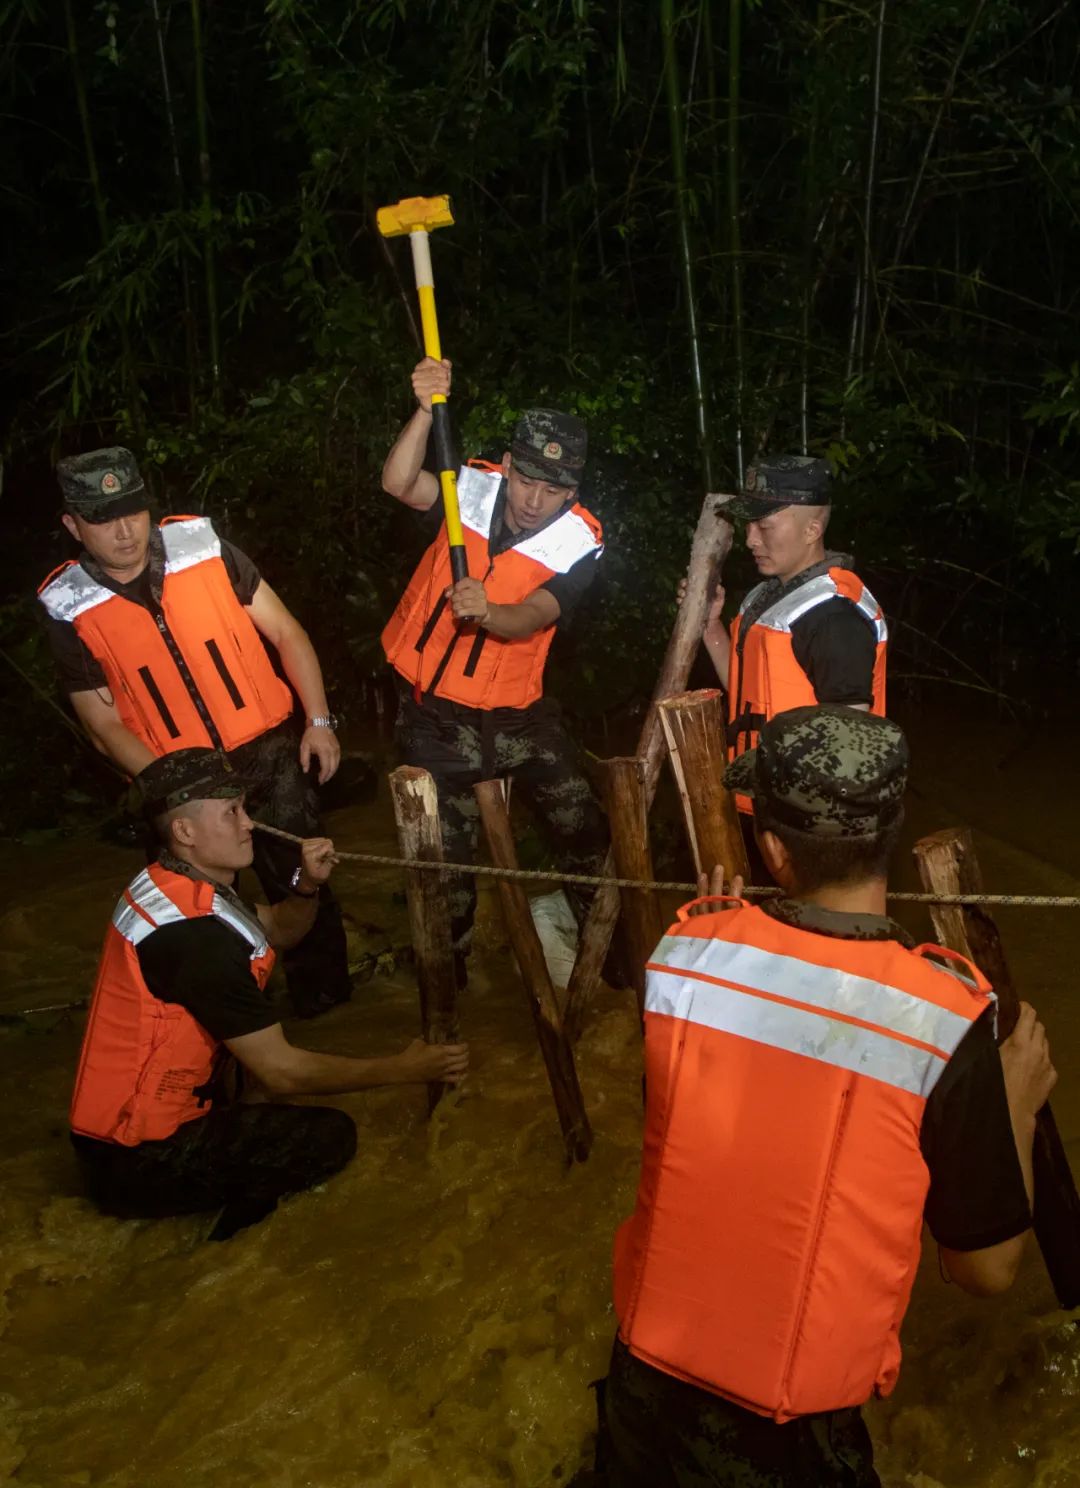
474;779;593;1163
388;766;459;1113
914;826;1080;1309
603;758;665;1019
562;495;737;1038
658;688;750;885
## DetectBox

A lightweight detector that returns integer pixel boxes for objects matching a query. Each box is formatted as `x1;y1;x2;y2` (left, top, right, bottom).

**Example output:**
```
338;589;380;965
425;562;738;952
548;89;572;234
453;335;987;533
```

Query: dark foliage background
2;0;1079;831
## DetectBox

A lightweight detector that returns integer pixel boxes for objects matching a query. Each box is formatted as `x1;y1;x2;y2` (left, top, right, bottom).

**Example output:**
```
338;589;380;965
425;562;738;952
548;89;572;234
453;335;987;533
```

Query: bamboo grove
2;0;1080;826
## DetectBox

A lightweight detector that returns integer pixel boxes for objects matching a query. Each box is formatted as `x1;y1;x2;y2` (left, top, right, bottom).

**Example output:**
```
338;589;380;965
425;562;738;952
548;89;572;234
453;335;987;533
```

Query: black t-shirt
42;538;261;695
427;481;600;624
790;597;877;706
920;1006;1031;1249
136;911;279;1043
760;897;1031;1252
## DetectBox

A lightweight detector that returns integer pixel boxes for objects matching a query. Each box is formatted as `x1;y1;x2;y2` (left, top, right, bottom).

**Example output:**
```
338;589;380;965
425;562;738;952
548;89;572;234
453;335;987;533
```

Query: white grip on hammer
408;229;434;288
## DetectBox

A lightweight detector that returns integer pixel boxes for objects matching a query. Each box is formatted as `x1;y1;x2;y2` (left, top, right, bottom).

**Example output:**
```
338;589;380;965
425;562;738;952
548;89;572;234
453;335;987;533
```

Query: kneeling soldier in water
603;706;1052;1487
382;356;609;984
70;749;468;1241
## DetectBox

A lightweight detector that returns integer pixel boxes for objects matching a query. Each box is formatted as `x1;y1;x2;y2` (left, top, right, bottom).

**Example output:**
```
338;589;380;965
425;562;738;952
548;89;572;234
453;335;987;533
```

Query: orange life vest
382;465;603;709
70;862;276;1146
613;899;990;1424
38;516;293;754
727;568;887;809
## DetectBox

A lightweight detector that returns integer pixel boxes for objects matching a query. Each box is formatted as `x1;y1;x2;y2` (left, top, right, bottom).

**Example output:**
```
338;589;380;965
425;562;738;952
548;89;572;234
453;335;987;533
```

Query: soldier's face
744;506;822;582
180;794;255;876
501;454;571;532
62;508;152;577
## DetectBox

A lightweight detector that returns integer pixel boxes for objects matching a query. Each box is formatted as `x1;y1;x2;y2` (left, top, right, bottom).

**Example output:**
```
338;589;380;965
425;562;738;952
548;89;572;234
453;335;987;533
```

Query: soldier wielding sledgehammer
381;357;609;986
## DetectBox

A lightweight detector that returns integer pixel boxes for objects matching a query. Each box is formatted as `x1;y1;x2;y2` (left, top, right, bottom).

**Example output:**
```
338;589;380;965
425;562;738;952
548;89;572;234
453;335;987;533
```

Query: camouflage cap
129;748;252;819
511;408;587;489
723;705;908;838
56;446;148;523
728;455;831;522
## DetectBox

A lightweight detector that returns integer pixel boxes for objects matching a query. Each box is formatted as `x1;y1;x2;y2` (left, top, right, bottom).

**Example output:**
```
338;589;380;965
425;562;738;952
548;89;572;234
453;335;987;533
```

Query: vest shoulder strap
37;560;113;623
457;466;502;537
160;515;221;573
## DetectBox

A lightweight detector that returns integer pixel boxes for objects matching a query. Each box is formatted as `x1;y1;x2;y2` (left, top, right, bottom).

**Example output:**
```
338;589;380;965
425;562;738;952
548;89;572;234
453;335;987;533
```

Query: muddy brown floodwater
2;697;1080;1487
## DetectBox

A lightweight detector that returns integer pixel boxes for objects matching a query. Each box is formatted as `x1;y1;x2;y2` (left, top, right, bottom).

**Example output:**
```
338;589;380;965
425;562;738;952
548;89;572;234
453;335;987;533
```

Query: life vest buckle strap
675;895;747;923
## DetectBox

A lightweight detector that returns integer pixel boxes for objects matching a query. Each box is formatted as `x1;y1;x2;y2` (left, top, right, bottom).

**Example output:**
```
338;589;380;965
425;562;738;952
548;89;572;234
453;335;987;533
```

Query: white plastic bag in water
528;890;579;988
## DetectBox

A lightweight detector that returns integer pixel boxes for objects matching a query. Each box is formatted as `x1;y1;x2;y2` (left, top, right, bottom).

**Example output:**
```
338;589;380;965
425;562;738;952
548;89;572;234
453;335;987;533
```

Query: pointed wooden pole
659;688;750;884
474;780;593;1163
388;767;459;1113
914;826;1080;1309
562;497;736;1039
602;758;665;1022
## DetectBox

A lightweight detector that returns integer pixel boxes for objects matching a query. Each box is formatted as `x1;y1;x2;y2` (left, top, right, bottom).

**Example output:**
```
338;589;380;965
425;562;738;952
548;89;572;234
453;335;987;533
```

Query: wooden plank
603;757;665;1019
914;825;1080;1308
474;779;593;1163
388;766;460;1113
658;687;750;884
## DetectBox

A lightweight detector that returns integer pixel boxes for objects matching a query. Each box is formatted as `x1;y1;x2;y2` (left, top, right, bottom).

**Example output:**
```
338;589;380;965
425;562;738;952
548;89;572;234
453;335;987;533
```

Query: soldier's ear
757;828;794;890
61;511;80;542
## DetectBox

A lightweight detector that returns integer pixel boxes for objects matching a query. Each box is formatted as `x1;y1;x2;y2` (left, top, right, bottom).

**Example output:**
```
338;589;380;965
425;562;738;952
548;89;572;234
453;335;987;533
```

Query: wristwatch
289;866;319;898
306;714;338;731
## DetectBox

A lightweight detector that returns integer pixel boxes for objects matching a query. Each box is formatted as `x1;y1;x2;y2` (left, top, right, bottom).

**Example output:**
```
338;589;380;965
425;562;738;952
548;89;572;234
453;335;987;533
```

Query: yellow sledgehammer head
376;194;454;237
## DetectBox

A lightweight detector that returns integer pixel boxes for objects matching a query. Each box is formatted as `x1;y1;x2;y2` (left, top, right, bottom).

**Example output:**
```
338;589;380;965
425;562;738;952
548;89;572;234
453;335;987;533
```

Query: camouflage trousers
395;688;609;967
228;722;351;1017
600;1339;881;1488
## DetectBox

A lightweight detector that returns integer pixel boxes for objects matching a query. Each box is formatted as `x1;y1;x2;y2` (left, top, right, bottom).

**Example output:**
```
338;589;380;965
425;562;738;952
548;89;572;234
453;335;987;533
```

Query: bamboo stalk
604;758;665;1018
661;0;715;489
856;0;888;373
658;689;749;884
62;0;142;435
190;0;222;404
388;767;459;1114
913;826;1080;1309
149;0;198;416
727;0;745;484
474;781;592;1163
561;497;736;1039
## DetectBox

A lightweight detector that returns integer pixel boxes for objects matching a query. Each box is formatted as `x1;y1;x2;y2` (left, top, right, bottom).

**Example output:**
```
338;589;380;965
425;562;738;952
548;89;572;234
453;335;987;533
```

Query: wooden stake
474;780;593;1163
658;688;750;884
603;758;665;1018
388;767;459;1113
562;496;737;1037
914;826;1080;1309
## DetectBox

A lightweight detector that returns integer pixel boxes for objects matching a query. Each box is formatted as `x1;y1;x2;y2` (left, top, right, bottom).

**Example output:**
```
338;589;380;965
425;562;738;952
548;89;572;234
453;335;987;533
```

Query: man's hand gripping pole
377;194;467;583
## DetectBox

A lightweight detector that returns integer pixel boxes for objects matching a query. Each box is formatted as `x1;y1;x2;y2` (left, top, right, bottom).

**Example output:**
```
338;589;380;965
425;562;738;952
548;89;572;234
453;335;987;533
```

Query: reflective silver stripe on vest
38;564;115;625
739;573;888;643
111;868;269;961
515;508;602;573
161;516;221;575
112;868;188;946
211;892;270;961
646;935;974;1098
456;467;501;538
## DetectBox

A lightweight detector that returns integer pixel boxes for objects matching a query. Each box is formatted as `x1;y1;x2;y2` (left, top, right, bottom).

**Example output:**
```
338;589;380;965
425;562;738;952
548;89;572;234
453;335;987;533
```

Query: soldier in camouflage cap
602;696;1054;1488
56;446;150;523
723;703;908;838
380;356;608;985
683;449;888;793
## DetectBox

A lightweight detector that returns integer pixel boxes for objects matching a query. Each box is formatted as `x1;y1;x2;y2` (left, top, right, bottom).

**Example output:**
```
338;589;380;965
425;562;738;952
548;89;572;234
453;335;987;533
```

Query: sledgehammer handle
409;229;468;583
